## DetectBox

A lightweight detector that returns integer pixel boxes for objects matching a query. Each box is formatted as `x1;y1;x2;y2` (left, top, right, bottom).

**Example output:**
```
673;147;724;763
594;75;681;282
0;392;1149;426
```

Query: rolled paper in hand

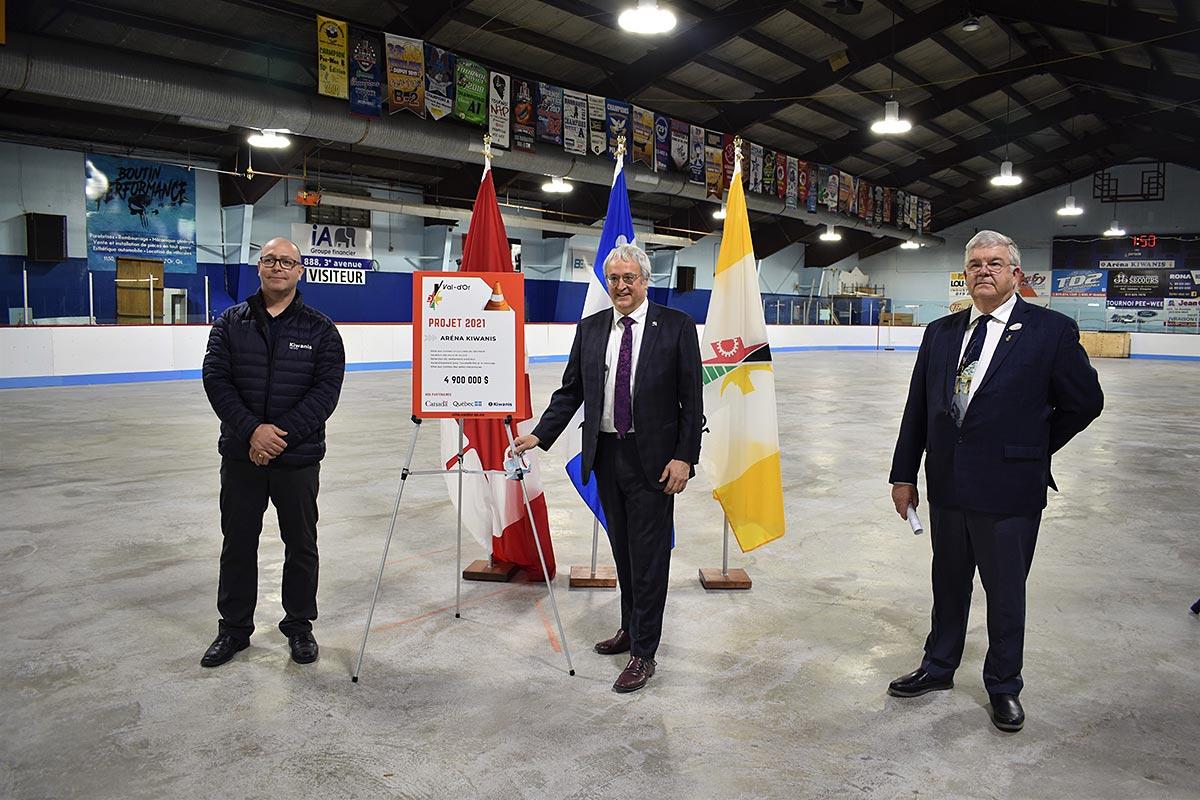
907;505;923;535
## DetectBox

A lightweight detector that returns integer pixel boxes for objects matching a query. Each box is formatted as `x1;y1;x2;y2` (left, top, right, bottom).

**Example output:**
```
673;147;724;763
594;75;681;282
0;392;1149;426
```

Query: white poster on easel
412;271;526;419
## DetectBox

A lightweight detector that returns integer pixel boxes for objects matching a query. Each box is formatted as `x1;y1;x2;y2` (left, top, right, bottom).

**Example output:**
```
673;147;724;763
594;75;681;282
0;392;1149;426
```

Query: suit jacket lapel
943;309;969;409
974;295;1029;395
632;302;661;403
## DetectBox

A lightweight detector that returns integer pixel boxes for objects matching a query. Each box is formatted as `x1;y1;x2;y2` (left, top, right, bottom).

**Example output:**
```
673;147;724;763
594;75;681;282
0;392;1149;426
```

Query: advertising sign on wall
85;154;196;272
949;272;971;313
292;223;372;271
1051;269;1107;297
1018;270;1052;307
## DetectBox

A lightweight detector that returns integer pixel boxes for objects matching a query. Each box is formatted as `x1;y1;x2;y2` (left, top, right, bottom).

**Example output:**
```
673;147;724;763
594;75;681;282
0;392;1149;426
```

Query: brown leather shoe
594;628;631;655
612;656;655;693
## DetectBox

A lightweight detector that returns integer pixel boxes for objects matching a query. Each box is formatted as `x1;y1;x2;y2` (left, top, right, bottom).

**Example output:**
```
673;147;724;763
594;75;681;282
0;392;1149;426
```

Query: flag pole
699;136;753;591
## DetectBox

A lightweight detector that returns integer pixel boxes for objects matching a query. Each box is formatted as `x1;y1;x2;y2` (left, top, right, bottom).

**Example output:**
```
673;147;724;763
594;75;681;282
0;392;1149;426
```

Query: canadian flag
440;161;556;578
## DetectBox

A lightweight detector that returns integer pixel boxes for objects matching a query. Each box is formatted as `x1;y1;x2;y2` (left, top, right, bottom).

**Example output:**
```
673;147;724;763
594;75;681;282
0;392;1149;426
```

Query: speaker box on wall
25;214;68;262
676;265;696;293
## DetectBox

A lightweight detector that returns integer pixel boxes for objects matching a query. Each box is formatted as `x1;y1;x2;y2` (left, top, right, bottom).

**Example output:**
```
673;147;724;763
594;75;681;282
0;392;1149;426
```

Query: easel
351;415;575;682
698;514;752;590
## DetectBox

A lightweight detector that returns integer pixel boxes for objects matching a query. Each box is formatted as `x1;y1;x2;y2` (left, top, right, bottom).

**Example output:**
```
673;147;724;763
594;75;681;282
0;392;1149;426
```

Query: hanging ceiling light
899;240;920;249
712;204;726;220
1057;194;1083;217
871;99;911;135
541;176;573;194
618;1;676;34
819;224;842;242
1103;209;1126;237
990;159;1022;187
961;15;981;32
247;128;291;149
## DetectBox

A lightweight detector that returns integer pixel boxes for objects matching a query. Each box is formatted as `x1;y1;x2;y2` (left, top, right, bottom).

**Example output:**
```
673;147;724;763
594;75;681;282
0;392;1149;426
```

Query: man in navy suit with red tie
888;230;1103;732
512;242;703;694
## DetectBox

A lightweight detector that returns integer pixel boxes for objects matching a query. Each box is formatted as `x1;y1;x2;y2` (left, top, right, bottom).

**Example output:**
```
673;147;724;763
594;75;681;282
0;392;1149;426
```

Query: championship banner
906;193;918;229
654;113;671;172
775;153;787;200
588;94;607;156
384;34;423;118
762;147;775;196
949;272;971;313
840;172;855;215
85;154;196;272
1051;269;1107;297
631;105;654;167
873;185;884;226
487;71;511;150
537;83;563;146
670;118;689;172
919;197;932;231
605;98;632;162
1018;270;1052;307
688;124;705;184
512;77;536;152
821;165;837;211
316;15;348;99
894;190;908;228
292;222;372;273
562;89;588;155
806;162;819;213
857;179;870;220
424;43;455;120
412;271;527;419
453;58;487;125
704;130;723;198
348;28;383;118
796;159;809;206
722;133;736;192
748;142;763;193
785;156;798;209
883;187;894;224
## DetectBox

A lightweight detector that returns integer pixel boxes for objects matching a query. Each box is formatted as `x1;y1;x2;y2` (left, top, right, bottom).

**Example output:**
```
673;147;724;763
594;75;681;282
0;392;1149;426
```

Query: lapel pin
652;320;658;326
1008;322;1022;331
1005;334;1012;342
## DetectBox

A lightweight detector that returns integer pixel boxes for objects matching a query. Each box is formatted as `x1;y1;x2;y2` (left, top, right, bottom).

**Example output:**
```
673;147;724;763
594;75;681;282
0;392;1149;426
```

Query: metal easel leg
352;418;423;682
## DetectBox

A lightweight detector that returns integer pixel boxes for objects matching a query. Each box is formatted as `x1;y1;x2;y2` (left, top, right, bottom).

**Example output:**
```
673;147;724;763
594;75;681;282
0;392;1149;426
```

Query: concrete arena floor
1;351;1198;799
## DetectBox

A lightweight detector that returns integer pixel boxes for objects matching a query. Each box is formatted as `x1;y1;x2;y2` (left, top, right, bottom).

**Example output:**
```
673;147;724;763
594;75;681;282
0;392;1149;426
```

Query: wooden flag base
463;560;519;582
698;568;752;590
569;564;617;588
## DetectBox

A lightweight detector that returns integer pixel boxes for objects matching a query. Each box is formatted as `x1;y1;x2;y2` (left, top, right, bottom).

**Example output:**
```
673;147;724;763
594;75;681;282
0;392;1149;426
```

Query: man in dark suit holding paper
888;230;1103;732
512;242;702;694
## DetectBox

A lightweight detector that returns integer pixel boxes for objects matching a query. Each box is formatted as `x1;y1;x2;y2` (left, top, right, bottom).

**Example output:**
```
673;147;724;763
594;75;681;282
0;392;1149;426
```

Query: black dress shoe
594;628;631;655
887;668;953;697
200;634;249;668
989;693;1025;732
613;656;655;693
288;632;319;664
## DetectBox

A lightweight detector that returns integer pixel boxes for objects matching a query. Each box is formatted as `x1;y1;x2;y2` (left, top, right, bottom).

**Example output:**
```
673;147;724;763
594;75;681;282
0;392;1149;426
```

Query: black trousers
593;433;674;659
920;504;1040;696
217;458;321;640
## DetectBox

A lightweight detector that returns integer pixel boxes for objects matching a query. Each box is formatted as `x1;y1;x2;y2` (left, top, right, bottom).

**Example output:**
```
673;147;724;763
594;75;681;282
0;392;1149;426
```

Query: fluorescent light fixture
1103;220;1126;237
542;176;573;194
618;0;676;34
712;204;726;220
871;100;912;135
1057;195;1083;216
247;129;291;149
961;16;981;32
899;240;920;249
990;159;1022;187
819;224;842;242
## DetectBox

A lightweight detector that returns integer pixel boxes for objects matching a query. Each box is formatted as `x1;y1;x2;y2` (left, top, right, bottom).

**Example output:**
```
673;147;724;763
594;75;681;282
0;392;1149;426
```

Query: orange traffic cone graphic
484;282;511;311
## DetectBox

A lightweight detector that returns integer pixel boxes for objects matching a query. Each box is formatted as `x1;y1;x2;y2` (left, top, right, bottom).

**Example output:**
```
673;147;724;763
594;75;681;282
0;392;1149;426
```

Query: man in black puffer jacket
200;236;345;668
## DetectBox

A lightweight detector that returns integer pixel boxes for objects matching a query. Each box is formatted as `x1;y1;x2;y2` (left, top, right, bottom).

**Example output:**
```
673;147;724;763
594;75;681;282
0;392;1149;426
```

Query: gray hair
964;230;1021;269
603;242;652;279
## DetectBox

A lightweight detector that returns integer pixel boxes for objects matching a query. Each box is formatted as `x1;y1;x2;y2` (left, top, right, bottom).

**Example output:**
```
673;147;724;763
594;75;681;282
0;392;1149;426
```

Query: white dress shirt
958;291;1018;411
600;299;648;433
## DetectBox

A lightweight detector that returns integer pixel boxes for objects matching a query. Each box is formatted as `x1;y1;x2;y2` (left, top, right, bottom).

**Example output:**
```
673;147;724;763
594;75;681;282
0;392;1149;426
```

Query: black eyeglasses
259;255;301;269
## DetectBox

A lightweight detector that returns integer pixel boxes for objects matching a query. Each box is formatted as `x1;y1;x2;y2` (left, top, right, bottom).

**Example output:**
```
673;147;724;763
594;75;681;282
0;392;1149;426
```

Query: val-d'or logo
426;281;444;309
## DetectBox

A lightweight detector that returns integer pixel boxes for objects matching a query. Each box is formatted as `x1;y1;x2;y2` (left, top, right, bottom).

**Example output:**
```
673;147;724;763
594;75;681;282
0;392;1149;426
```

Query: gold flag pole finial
615;133;626;160
482;133;493;163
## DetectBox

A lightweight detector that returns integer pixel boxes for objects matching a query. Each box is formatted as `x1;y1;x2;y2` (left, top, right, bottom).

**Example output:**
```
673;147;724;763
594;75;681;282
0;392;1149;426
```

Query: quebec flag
563;159;636;531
